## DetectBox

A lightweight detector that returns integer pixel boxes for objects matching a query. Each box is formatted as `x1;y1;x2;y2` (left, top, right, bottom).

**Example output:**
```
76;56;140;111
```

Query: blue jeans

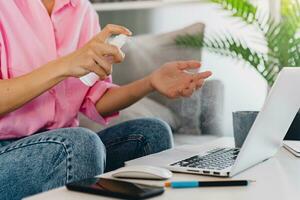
0;118;173;200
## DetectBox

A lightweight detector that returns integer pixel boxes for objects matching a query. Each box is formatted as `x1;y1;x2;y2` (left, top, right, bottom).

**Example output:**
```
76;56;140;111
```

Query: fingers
92;43;124;63
96;24;132;42
184;71;212;88
177;71;212;98
88;64;108;80
91;54;113;75
87;24;131;64
86;51;112;80
192;71;212;90
196;71;213;79
175;60;201;70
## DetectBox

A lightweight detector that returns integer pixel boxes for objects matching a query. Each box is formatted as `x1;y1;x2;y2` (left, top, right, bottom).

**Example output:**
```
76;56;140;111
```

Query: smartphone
66;177;164;200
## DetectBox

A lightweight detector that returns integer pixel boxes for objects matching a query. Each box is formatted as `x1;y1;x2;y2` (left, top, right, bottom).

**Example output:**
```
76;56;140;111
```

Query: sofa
79;23;224;145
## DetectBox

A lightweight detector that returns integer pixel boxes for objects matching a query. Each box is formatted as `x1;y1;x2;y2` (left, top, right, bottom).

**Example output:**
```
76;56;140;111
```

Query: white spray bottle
80;34;129;86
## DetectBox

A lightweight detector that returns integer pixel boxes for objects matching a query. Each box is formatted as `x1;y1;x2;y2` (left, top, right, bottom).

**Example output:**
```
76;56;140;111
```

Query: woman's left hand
149;60;212;99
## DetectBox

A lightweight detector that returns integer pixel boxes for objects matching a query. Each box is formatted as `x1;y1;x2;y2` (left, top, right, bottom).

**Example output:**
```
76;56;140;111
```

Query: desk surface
25;137;300;200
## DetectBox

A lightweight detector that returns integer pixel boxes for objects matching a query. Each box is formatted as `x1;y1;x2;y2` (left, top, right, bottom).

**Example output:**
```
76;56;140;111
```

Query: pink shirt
0;0;118;140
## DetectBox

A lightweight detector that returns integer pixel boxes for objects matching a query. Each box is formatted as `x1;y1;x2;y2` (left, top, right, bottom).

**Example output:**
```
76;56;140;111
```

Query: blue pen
164;180;252;188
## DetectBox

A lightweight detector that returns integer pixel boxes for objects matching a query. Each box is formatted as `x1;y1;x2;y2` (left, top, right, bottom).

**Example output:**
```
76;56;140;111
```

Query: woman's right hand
60;24;132;80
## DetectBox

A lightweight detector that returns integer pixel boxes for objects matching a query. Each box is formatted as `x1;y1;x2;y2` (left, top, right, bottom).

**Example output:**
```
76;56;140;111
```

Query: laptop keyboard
170;148;240;170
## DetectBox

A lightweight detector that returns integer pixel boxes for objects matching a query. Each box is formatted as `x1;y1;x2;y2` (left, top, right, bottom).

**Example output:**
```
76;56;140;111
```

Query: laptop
128;68;300;177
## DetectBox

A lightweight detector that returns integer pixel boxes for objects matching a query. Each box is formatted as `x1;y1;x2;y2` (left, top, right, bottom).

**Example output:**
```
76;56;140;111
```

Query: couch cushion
200;79;224;136
113;23;205;135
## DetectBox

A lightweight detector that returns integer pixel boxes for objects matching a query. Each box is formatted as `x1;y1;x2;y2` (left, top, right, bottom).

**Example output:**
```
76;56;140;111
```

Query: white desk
25;137;300;200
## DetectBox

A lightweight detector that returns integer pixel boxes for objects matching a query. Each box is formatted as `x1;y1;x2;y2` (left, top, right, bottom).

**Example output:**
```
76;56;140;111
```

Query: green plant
175;0;300;86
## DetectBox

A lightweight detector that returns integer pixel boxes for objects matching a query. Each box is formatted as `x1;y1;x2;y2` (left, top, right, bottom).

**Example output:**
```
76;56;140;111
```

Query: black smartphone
66;177;164;200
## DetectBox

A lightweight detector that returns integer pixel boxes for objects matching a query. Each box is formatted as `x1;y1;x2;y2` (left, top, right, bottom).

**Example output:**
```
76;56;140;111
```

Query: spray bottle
80;34;129;86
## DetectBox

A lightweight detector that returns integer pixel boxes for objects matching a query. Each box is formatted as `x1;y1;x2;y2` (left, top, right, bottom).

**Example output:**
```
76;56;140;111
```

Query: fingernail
125;28;133;35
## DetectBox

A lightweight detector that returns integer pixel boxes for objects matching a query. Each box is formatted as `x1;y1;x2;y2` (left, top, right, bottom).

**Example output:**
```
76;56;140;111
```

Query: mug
233;110;300;148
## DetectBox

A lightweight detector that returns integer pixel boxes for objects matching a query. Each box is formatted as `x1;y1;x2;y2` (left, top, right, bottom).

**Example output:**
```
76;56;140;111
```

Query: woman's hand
60;24;132;80
95;60;211;116
149;60;212;98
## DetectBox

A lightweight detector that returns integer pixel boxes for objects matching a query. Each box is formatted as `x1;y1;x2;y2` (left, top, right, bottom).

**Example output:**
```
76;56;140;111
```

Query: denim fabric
0;118;173;200
98;118;174;172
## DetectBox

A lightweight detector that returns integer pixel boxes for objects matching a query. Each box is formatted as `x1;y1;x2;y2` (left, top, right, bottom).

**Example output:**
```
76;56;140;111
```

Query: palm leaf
210;0;257;23
175;0;300;86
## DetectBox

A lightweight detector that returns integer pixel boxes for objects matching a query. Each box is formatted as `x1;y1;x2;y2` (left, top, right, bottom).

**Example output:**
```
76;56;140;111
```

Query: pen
164;180;253;188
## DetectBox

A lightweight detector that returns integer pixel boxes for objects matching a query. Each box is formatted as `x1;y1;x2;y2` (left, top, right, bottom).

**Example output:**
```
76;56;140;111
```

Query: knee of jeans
139;118;174;152
60;128;106;182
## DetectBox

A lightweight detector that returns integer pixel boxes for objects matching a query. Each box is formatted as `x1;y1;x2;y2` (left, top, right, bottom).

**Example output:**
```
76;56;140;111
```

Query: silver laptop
166;67;300;177
126;68;300;177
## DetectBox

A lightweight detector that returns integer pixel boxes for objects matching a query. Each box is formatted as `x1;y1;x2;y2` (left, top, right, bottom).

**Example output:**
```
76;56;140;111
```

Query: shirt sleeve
80;76;119;125
79;4;119;125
